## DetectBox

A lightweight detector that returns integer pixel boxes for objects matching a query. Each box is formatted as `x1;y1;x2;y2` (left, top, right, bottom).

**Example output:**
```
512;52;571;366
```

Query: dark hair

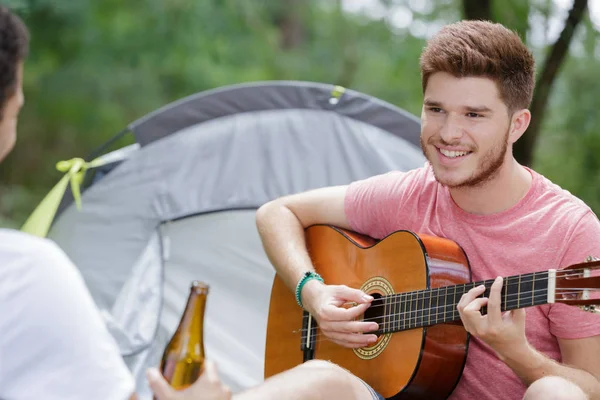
420;20;535;113
0;6;28;117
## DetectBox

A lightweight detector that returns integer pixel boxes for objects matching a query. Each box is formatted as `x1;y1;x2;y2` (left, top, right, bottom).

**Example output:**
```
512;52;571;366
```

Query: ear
507;109;531;144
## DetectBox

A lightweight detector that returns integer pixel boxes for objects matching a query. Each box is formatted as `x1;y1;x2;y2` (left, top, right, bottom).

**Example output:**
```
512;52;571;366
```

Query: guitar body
265;225;472;400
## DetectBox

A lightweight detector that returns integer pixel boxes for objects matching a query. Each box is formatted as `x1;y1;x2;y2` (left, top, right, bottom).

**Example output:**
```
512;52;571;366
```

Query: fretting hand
301;280;379;348
457;276;529;359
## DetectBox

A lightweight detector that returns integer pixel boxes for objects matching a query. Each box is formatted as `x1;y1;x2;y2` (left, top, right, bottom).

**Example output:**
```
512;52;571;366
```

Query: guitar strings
299;287;595;327
298;270;598;317
294;288;597;340
299;286;599;324
287;265;600;345
294;290;595;345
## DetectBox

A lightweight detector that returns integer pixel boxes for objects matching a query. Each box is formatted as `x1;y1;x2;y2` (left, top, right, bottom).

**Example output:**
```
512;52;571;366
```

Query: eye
428;107;443;113
466;112;481;118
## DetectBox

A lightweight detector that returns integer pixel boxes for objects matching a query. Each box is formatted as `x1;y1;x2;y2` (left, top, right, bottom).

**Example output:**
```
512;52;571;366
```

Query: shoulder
529;171;600;260
0;229;68;269
0;229;60;253
344;164;438;238
531;170;595;219
0;229;74;297
345;163;439;214
348;163;436;194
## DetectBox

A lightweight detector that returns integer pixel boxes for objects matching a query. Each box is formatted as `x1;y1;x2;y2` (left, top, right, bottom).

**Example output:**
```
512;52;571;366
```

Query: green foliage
493;0;530;39
0;0;599;226
535;49;600;212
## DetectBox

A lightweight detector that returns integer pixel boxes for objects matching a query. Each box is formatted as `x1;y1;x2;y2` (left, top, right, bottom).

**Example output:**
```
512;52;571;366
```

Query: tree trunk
335;0;358;87
514;0;588;166
463;0;492;20
278;0;305;50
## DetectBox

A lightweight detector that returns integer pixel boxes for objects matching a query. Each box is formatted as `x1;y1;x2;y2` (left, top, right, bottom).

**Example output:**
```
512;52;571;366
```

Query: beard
420;128;509;189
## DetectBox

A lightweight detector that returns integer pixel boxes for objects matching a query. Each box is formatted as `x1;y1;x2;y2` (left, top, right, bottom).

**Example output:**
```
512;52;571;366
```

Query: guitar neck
376;271;552;334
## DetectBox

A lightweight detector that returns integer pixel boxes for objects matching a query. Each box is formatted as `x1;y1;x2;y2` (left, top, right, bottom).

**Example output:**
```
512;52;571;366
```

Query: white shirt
0;229;135;400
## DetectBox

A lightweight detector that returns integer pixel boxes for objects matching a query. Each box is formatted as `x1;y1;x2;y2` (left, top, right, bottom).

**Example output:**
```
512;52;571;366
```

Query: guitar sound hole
363;293;385;336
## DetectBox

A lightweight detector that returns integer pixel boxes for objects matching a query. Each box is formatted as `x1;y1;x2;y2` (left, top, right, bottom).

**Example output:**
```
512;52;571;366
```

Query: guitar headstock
554;258;600;314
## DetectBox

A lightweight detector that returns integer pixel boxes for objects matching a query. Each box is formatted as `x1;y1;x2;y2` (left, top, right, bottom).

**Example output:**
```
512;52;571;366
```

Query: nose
439;114;463;143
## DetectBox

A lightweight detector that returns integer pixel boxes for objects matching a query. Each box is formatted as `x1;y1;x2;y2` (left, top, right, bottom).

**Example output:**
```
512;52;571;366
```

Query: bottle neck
177;285;208;335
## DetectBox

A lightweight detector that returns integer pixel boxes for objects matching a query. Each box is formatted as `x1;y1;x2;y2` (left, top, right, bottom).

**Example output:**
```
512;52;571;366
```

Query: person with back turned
0;7;133;399
0;6;229;400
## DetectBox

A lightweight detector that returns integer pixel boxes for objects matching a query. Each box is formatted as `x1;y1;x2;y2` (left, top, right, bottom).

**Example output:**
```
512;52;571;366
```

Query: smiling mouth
438;148;472;158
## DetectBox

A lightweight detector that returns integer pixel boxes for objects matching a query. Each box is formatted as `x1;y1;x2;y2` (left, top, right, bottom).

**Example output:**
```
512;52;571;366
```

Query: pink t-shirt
344;163;600;400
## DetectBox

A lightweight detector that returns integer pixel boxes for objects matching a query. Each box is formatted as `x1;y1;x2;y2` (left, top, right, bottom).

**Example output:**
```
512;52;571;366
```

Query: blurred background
1;0;599;227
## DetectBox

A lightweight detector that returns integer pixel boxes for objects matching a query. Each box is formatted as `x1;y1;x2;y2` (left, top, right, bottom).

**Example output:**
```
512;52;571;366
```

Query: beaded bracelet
295;271;324;309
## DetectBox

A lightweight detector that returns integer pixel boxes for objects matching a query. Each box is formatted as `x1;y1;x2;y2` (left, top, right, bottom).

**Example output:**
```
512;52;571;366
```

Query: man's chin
430;169;468;189
435;178;463;189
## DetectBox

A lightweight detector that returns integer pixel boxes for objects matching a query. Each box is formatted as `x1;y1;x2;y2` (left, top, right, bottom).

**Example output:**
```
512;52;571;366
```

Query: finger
323;319;378;334
461;297;489;314
326;331;378;347
202;360;219;383
221;385;232;399
146;368;176;400
344;320;379;333
331;339;374;349
323;301;371;320
458;298;487;334
329;338;370;349
333;285;374;305
457;285;486;310
486;277;504;325
327;332;377;347
506;307;526;325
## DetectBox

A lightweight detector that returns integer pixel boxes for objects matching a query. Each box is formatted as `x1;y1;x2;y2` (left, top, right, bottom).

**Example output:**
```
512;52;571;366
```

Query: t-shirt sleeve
344;171;409;239
0;239;135;400
548;210;600;339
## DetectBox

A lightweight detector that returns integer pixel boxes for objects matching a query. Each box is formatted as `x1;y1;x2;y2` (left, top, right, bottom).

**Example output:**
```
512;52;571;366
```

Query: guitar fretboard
373;271;550;334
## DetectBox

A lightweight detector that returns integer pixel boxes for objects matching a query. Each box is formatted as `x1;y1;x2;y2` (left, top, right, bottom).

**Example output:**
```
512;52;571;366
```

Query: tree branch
514;0;588;166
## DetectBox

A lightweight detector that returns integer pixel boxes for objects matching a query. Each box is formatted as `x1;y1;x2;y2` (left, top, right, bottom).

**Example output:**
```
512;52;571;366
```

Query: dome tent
42;81;425;398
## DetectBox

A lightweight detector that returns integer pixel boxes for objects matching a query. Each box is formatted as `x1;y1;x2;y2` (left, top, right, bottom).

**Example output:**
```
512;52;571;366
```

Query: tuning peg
578;305;600;314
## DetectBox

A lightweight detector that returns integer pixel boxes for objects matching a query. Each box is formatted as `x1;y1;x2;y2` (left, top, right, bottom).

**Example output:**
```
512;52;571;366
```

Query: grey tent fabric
47;81;426;399
129;81;421;148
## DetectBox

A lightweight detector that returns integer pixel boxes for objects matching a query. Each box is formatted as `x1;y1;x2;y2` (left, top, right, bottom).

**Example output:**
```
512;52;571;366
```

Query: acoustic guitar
264;225;600;400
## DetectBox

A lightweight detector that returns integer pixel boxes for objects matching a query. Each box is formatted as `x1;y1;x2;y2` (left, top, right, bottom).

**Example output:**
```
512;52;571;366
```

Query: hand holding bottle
147;360;232;400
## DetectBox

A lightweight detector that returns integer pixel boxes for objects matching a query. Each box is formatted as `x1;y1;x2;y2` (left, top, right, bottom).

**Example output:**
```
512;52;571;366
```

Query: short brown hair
420;20;535;113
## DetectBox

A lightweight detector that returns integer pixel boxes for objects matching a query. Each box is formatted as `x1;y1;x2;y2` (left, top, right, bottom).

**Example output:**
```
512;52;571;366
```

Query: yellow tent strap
21;157;107;238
